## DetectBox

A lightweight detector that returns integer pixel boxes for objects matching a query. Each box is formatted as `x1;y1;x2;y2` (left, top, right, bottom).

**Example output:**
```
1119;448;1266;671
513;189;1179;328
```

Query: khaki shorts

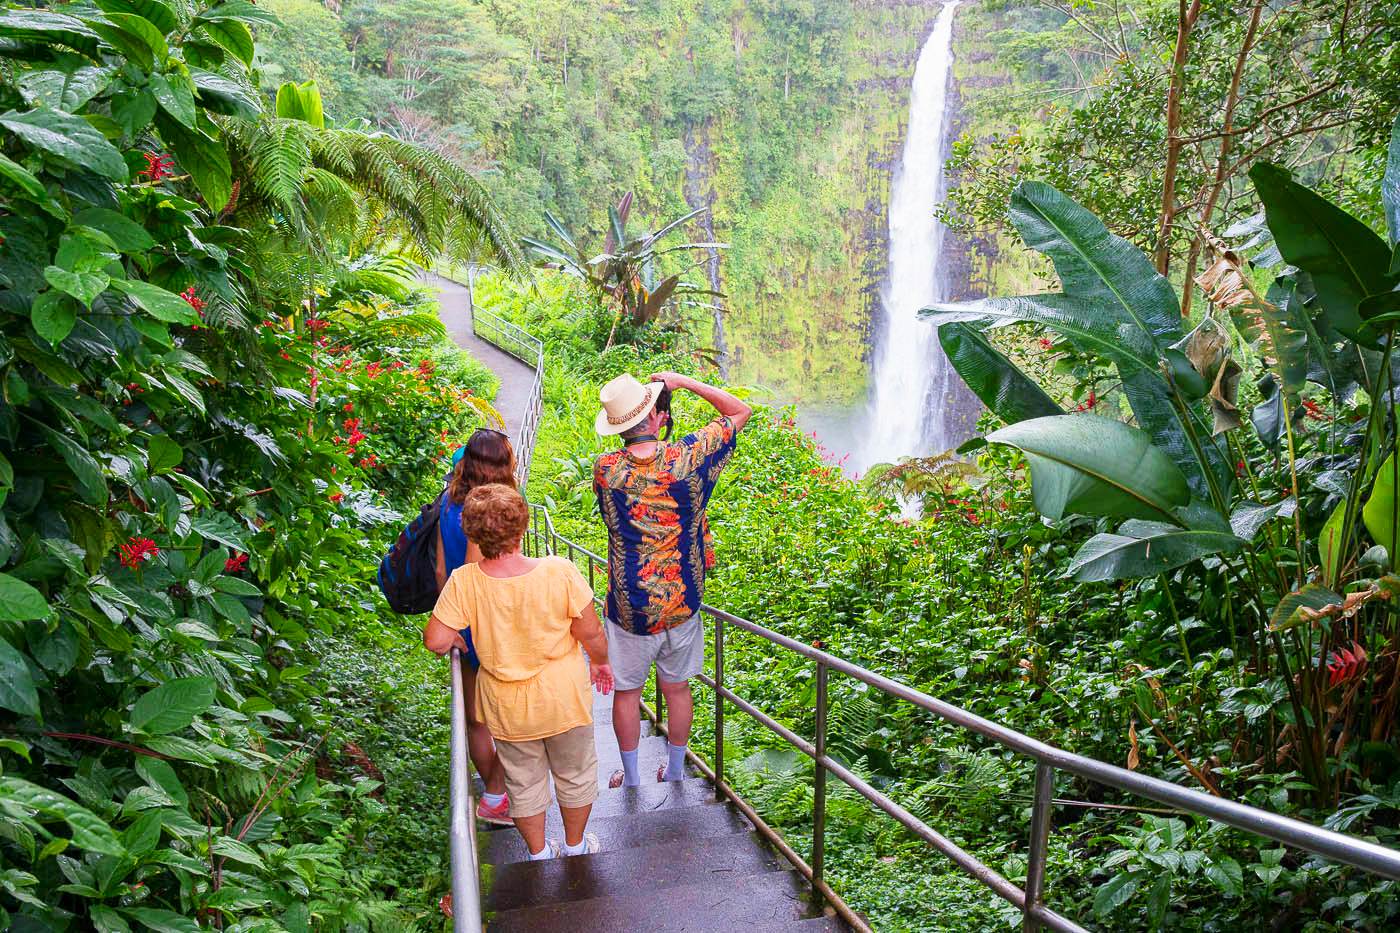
608;614;704;691
494;724;599;818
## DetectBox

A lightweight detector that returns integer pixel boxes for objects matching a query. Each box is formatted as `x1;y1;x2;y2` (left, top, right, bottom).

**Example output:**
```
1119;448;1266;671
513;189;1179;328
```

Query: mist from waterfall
851;0;964;474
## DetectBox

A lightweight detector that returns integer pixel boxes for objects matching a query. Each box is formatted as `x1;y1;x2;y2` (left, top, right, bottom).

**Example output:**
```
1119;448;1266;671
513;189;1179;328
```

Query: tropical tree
223;78;524;314
922;115;1400;800
523;191;725;349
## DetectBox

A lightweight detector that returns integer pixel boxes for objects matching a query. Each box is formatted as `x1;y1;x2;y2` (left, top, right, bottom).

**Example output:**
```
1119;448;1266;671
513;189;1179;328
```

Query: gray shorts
608;615;704;691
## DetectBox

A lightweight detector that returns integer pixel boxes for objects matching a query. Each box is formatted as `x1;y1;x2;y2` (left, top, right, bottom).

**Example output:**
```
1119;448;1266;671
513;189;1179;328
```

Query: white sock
527;842;553;861
563;837;587;856
481;791;506;808
664;742;687;781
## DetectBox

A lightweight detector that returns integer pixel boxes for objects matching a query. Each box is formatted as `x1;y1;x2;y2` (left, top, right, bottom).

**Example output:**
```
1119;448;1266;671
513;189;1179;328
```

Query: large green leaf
194;0;281;27
1363;452;1398;563
129;676;215;735
1385;113;1400;248
110;278;199;324
91;12;169;69
40;426;107;505
31;291;78;345
274;80;324;128
986;414;1190;523
1251;162;1394;337
94;0;179;35
74;208;156;253
1068;520;1245;582
17;63;116;112
0;574;51;622
921;294;1159;371
0;108;128;181
1319;499;1347;588
197;18;254;65
0;637;40;716
1120;364;1232;502
1009;181;1180;344
936;323;1063;425
0;10;102;56
189;68;260;120
149;72;194;128
0;777;124;855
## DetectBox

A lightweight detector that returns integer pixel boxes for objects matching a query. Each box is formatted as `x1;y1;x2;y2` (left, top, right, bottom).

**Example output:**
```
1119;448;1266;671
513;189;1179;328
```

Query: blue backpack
377;494;443;614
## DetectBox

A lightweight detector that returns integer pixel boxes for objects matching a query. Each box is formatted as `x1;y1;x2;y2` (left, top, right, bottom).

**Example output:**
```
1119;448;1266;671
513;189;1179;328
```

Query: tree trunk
1154;0;1202;276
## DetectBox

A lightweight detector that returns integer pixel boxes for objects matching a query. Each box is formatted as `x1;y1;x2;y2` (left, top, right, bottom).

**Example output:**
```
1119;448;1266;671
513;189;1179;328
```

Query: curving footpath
426;271;537;442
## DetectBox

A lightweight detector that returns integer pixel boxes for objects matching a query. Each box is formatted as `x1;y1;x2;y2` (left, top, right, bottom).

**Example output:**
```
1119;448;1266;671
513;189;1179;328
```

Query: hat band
607;387;654;425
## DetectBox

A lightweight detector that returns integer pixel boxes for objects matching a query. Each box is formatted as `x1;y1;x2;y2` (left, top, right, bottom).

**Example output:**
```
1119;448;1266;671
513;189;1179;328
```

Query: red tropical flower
224;552;249;573
139;152;175;182
119;537;159;569
328;491;344;504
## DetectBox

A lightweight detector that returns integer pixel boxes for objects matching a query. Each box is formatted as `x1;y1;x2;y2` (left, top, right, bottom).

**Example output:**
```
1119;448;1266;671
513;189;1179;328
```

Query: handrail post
813;661;828;898
1023;762;1055;932
714;614;725;801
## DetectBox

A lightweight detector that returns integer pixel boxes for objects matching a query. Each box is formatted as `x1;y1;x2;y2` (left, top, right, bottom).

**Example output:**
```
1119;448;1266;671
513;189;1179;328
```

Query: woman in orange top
424;484;615;859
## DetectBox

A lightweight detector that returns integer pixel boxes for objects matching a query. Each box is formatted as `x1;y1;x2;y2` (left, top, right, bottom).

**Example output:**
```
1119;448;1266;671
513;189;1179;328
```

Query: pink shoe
476;794;511;826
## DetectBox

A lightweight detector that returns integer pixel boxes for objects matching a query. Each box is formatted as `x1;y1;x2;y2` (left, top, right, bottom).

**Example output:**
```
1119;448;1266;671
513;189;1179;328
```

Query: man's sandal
608;769;625;789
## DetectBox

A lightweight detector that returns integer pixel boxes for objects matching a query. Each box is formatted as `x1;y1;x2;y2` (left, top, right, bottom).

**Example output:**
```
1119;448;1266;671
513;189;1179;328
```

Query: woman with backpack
434;427;517;824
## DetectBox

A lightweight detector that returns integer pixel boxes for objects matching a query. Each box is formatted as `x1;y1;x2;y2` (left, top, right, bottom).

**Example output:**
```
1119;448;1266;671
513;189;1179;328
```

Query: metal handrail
522;501;1400;932
447;647;481;931
471;305;544;487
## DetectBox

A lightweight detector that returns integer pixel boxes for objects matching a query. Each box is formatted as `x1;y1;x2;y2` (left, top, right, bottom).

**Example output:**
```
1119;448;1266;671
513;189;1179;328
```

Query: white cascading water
853;0;964;473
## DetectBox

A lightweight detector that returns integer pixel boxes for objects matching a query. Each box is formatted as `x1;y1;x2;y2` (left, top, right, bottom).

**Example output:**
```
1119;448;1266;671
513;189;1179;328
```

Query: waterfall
853;0;966;473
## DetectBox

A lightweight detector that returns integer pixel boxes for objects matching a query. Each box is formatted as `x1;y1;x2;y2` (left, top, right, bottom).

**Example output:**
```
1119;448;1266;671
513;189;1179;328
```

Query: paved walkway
424;271;536;441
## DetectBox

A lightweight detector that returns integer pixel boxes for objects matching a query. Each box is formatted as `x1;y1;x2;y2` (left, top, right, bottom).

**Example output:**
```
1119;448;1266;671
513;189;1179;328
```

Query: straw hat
595;374;665;436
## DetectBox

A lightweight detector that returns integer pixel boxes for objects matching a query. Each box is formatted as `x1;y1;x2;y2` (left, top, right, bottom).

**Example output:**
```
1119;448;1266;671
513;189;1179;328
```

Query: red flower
343;417;362;433
119;537;159;569
305;318;329;331
343;402;354;412
417;359;435;377
365;362;385;379
179;285;206;314
139;152;175;182
1038;337;1053;350
224;552;249;573
328;491;344;504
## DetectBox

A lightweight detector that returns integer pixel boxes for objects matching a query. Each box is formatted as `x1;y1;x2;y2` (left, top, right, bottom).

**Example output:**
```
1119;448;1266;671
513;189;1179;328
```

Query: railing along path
449;308;1400;932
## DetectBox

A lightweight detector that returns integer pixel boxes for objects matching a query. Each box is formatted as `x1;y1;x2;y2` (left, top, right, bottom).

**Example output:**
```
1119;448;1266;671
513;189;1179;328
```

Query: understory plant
921;116;1400;808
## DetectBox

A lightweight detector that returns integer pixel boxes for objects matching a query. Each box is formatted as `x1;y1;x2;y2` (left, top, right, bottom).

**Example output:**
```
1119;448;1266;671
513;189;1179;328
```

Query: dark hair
447;429;516;504
656;386;673;441
622;386;674;442
461;484;528;559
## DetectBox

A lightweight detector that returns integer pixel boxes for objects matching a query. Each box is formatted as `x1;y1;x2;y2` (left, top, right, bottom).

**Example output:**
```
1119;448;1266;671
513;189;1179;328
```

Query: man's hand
649;371;691;392
590;661;615;695
649;371;751;432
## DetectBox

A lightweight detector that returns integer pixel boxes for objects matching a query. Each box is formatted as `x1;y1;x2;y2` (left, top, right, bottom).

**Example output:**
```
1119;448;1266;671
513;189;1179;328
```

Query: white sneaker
564;832;600;856
527;838;561;861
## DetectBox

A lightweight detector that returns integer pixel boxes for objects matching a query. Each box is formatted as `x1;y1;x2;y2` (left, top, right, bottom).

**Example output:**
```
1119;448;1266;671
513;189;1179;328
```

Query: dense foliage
0;3;506;927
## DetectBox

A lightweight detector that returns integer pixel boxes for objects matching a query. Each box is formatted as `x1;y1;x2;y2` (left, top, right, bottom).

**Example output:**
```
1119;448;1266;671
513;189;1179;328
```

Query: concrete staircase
480;692;847;932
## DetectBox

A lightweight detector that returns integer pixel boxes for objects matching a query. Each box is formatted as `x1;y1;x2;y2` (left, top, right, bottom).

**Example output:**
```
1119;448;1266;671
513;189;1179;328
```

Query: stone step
483;830;787;913
486;867;825;932
478;777;723;834
483;797;752;865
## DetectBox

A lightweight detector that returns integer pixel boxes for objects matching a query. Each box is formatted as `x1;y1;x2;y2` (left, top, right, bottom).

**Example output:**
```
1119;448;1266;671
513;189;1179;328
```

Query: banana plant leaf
1270;584;1345;632
921;294;1159;371
1120;364;1233;503
1319;499;1347;588
1067;519;1245;582
1363;452;1398;564
1385;112;1400;248
1230;499;1294;542
1008;181;1181;345
1250;162;1396;338
936;322;1062;425
985;414;1190;523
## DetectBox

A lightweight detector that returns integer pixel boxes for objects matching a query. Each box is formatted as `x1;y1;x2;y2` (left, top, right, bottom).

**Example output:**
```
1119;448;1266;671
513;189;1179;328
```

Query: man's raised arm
650;371;752;432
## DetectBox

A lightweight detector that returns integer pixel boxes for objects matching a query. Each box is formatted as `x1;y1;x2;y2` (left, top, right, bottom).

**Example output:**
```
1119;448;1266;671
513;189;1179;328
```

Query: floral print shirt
594;417;738;634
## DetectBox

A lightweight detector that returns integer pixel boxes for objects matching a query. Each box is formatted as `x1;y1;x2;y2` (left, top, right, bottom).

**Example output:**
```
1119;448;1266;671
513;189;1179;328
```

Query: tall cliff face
697;1;971;408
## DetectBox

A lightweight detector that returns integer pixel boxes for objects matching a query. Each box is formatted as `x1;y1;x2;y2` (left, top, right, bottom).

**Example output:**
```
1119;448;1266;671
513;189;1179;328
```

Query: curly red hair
461;484;529;559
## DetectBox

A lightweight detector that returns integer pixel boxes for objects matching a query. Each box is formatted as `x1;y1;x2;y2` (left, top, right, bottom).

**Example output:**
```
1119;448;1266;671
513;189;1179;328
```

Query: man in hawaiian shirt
593;371;751;786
